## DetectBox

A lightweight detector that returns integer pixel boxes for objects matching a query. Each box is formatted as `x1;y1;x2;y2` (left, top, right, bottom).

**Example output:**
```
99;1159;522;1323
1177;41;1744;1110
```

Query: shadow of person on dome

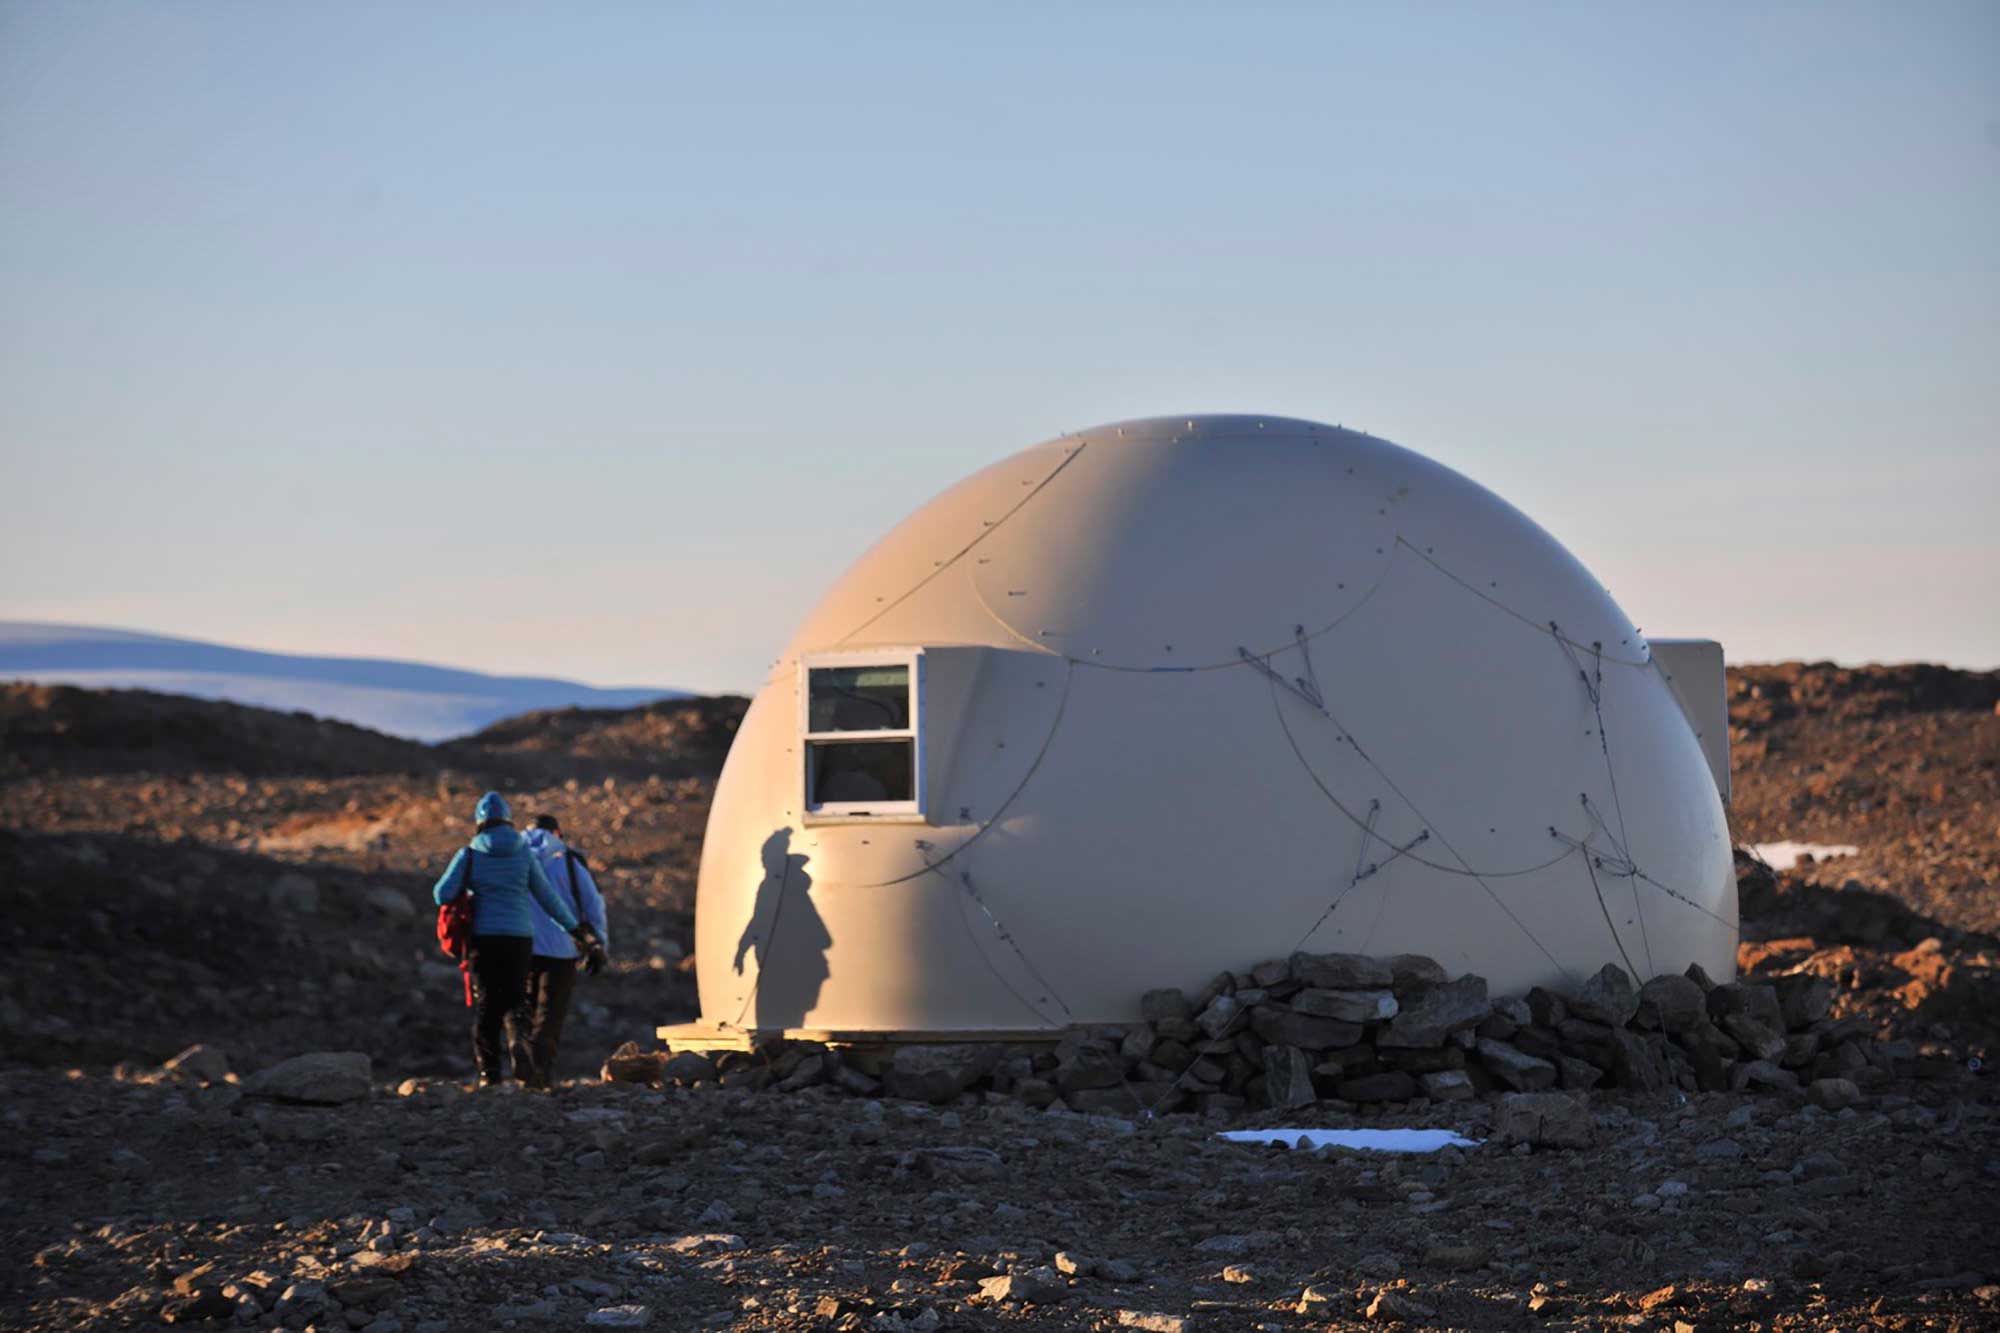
731;828;831;1028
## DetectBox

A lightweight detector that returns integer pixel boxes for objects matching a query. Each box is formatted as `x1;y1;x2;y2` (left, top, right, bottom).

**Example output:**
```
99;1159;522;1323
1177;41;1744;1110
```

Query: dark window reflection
808;665;911;732
808;739;914;806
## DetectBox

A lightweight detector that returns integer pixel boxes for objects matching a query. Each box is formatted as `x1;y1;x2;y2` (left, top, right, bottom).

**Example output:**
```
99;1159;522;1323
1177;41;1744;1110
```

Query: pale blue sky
3;2;1994;692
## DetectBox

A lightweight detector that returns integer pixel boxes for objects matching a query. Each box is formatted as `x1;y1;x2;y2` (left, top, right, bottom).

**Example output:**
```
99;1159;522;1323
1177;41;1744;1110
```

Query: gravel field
2;666;1996;1332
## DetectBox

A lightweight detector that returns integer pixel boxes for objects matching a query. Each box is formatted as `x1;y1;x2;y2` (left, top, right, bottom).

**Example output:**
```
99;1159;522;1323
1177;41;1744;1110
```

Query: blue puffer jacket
525;828;611;960
433;825;579;939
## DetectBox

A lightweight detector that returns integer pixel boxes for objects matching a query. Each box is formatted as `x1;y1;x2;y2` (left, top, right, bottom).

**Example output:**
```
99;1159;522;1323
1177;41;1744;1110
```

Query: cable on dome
1554;625;1651;975
952;865;1075;1027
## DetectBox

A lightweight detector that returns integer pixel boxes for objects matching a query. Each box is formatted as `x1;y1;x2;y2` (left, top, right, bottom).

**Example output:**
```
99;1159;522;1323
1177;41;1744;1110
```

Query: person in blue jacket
434;791;605;1088
513;813;611;1090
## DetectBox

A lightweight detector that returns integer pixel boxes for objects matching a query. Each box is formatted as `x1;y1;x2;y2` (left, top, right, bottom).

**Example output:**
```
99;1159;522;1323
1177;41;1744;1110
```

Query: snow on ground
1747;840;1861;871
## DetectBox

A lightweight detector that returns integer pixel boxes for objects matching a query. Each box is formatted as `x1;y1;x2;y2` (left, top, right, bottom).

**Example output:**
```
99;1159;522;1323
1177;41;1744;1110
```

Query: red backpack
435;852;478;1007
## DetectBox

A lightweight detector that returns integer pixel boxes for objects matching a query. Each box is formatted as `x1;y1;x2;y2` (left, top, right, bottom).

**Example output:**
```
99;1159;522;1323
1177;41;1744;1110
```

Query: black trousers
470;935;534;1080
509;956;579;1089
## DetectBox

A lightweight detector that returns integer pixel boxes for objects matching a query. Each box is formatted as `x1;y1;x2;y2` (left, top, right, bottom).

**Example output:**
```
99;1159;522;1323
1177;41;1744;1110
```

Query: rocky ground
2;665;1998;1332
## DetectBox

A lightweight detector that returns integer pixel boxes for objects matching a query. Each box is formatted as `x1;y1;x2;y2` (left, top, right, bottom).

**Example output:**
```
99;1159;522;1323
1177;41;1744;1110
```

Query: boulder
1054;1041;1125;1094
1567;963;1640;1027
1293;988;1398;1024
883;1044;999;1104
1808;1077;1863;1110
361;886;416;920
602;1044;668;1085
1605;1029;1674;1093
1385;954;1448;994
1707;981;1783;1030
1719;1014;1786;1063
1378;975;1489;1048
1140;988;1192;1023
1248;958;1293;988
1263;1045;1317;1110
1249;1005;1363;1050
1291;952;1393;989
1637;974;1707;1034
978;1268;1063;1304
1556;1055;1603;1091
1419;1069;1475;1101
661;1051;719;1086
1476;1038;1557;1091
1772;973;1835;1029
266;871;320;914
1195;994;1242;1039
1492;1091;1594;1148
244;1052;371;1105
1366;1289;1436;1322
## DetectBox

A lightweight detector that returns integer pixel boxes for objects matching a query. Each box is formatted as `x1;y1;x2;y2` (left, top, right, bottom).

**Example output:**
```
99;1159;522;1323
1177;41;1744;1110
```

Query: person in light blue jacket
512;813;612;1089
434;791;604;1088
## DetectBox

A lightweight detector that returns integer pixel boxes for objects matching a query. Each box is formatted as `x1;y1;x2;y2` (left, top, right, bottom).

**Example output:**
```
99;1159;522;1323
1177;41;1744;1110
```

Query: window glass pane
808;664;911;732
808;739;915;806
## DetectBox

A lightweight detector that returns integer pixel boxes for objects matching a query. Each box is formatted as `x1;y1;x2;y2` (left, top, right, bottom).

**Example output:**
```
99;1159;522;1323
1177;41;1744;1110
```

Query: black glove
570;924;608;977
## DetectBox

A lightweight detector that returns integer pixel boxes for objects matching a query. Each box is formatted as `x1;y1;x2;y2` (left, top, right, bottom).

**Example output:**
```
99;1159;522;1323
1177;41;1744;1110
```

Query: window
800;651;923;818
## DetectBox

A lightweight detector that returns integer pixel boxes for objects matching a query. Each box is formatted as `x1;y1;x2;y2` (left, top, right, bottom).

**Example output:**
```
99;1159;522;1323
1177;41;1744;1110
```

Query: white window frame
799;648;926;822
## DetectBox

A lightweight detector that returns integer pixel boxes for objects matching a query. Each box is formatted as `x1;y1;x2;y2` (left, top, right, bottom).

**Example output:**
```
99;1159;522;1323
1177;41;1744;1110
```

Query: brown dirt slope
0;683;438;779
1728;661;2000;937
448;694;747;781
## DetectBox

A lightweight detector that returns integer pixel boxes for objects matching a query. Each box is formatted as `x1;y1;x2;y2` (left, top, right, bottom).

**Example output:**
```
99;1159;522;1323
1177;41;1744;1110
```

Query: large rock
1378;974;1489;1048
1637;973;1707;1034
1772;973;1835;1030
661;1051;719;1086
602;1045;669;1085
1293;988;1398;1024
1719;1014;1786;1063
1475;1038;1557;1091
1419;1069;1475;1101
1248;958;1293;988
1808;1077;1863;1110
1054;1041;1125;1094
245;1052;371;1105
1250;1005;1363;1050
1707;981;1783;1030
1263;1045;1317;1109
1385;954;1448;995
1567;963;1640;1027
266;872;320;914
883;1044;999;1103
978;1268;1063;1304
1605;1029;1674;1093
1291;952;1393;989
1491;1091;1594;1148
1195;994;1242;1039
361;885;416;920
1140;988;1192;1023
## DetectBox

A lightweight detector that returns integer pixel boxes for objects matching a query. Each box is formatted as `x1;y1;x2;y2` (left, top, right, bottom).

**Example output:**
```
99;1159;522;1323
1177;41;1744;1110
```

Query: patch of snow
1218;1127;1480;1153
1747;841;1859;871
0;621;681;741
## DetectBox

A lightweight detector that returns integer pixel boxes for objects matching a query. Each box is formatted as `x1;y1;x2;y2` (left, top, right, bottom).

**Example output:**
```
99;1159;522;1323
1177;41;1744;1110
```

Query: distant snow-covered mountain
0;622;683;742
